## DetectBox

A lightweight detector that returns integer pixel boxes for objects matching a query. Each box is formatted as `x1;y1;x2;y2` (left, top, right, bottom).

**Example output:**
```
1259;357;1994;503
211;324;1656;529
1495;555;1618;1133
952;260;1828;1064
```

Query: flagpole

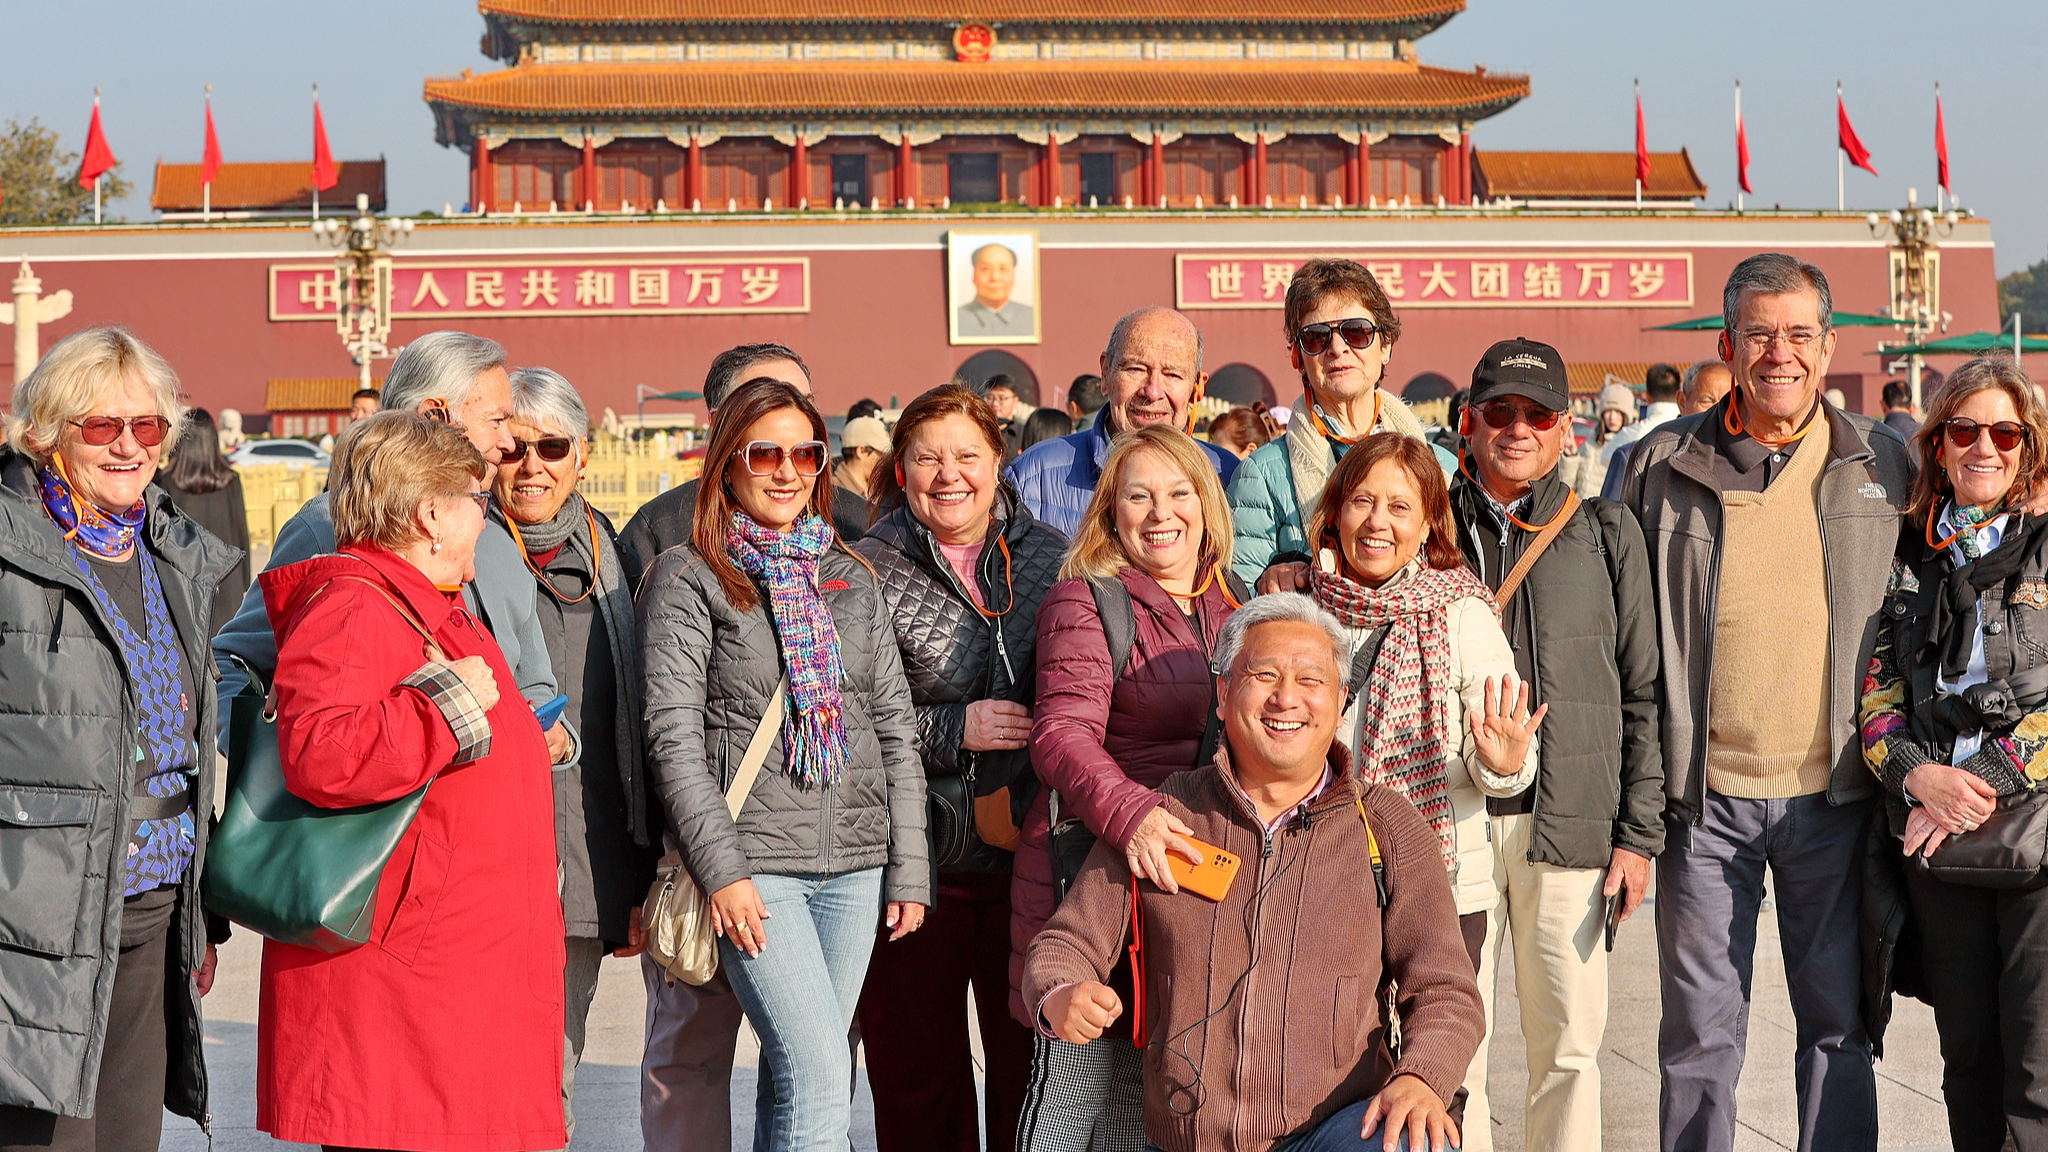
1837;81;1846;212
92;89;102;225
1935;81;1945;213
1634;78;1643;208
1735;81;1744;211
312;84;320;221
202;85;212;223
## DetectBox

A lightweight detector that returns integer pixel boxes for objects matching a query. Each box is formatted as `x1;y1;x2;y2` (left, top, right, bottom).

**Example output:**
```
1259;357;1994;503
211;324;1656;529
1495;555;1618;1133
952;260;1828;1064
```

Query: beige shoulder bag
646;676;787;985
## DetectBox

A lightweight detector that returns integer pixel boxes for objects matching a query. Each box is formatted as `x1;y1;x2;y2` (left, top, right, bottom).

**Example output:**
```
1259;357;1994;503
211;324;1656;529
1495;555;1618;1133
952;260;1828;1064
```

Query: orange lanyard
1724;390;1819;448
1187;561;1243;609
1307;391;1381;447
1927;504;2009;556
504;506;602;604
964;529;1017;620
1456;452;1571;534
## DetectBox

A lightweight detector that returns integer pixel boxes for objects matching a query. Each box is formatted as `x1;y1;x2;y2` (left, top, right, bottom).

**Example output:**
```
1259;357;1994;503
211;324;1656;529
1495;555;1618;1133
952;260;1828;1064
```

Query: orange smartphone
1166;837;1243;902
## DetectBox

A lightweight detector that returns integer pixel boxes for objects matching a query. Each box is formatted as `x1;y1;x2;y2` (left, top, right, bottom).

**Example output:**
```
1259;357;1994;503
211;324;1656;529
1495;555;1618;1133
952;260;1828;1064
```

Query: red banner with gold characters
269;257;811;321
1176;252;1693;310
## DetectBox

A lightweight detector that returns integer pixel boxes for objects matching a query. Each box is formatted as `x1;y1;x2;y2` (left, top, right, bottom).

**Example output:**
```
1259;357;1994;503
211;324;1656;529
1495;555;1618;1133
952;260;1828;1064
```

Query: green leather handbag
203;599;434;952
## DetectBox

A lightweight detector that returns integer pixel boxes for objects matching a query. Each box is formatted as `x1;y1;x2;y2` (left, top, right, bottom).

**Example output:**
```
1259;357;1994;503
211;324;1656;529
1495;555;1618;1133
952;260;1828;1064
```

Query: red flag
1634;88;1651;188
1838;93;1877;175
311;98;338;191
78;97;117;190
201;99;223;186
1736;84;1753;194
1935;89;1950;193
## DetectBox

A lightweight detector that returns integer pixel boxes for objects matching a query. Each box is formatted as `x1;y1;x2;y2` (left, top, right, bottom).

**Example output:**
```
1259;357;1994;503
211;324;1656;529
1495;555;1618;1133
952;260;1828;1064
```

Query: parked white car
228;439;331;468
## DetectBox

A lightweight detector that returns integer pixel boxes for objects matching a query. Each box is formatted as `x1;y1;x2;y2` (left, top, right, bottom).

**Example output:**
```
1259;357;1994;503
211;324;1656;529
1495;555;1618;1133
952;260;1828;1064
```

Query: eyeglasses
1474;400;1564;431
456;491;491;512
69;416;172;447
505;436;576;464
1735;328;1826;352
1293;319;1380;357
1941;418;2028;453
740;439;827;477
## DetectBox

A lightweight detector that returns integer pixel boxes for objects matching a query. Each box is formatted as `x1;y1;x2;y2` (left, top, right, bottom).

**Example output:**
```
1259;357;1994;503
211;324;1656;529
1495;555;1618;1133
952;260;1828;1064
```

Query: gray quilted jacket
638;543;931;905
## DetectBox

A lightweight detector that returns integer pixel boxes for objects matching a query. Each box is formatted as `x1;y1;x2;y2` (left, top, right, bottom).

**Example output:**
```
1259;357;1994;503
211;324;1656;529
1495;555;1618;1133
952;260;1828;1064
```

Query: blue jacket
1003;418;1241;539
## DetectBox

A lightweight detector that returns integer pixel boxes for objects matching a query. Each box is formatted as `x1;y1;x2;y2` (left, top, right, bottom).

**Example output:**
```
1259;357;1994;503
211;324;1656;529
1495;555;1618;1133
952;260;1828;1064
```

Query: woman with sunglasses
0;327;239;1152
850;385;1067;1152
1303;432;1544;1141
638;378;929;1152
1226;257;1457;584
1859;356;2048;1152
1012;424;1250;1152
489;367;654;1136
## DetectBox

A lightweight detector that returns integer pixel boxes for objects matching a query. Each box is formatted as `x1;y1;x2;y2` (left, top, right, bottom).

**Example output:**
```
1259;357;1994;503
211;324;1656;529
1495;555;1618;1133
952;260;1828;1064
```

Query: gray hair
380;331;508;415
1103;306;1206;375
507;366;590;439
1210;593;1351;687
6;325;184;463
1680;360;1723;393
1722;253;1834;333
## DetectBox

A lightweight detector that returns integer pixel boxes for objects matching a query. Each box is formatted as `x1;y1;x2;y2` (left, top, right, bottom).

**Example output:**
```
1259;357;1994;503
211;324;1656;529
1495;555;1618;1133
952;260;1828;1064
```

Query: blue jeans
719;868;885;1152
1145;1099;1432;1152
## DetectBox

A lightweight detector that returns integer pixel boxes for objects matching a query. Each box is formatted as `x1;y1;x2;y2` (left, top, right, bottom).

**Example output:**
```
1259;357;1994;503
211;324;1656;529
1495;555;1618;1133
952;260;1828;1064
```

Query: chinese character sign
271;258;811;320
1175;253;1693;310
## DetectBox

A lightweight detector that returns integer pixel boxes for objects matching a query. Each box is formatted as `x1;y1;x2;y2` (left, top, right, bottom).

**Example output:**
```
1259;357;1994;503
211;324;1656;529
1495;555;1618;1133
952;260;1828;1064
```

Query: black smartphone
1604;890;1624;953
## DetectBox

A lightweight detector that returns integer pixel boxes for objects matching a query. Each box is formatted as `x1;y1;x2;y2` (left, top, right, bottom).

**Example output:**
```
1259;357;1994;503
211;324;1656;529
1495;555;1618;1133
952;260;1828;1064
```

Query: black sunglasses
505;436;576;464
70;415;173;447
1942;418;2028;453
1293;318;1380;357
1474;399;1564;431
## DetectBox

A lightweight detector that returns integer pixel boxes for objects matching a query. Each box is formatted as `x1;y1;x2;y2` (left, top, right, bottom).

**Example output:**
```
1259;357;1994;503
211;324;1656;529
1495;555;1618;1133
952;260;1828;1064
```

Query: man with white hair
213;331;565;761
1024;593;1484;1152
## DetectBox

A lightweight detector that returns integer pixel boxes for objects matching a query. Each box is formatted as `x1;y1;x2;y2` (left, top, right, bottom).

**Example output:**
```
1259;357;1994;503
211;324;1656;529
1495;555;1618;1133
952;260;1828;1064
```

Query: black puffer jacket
0;448;241;1121
638;542;931;905
852;489;1068;870
1450;469;1665;869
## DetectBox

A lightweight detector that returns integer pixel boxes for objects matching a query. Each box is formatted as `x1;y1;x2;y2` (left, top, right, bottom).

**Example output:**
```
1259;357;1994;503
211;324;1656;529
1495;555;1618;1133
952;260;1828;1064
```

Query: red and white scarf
1310;556;1493;867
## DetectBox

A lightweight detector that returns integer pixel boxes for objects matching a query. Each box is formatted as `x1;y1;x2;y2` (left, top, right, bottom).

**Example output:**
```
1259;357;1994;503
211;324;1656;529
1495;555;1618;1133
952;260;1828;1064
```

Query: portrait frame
947;229;1041;346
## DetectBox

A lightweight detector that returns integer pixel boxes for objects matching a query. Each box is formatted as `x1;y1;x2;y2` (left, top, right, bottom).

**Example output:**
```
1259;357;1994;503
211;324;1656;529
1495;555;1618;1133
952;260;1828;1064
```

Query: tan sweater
1706;420;1835;798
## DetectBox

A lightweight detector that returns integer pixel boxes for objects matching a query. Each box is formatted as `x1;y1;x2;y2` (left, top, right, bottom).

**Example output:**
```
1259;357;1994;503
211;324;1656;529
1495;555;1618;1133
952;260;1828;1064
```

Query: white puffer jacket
1329;557;1540;915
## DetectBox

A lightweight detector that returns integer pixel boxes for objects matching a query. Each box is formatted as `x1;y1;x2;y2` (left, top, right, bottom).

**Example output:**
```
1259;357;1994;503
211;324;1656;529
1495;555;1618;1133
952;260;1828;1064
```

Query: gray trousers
1656;790;1877;1152
640;952;746;1152
563;936;607;1141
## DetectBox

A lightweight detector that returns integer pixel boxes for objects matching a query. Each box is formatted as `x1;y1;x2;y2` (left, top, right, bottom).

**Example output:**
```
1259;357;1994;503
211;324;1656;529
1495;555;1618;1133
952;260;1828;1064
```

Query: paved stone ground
162;872;1956;1152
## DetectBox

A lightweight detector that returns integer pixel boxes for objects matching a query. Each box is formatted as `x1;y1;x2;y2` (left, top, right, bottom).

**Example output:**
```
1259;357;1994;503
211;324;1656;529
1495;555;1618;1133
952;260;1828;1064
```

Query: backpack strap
1087;575;1139;683
1493;490;1581;615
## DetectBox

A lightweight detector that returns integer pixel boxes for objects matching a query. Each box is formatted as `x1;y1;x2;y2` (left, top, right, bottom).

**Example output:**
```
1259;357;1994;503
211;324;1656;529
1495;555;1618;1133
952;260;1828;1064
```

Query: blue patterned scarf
726;511;850;786
42;464;194;893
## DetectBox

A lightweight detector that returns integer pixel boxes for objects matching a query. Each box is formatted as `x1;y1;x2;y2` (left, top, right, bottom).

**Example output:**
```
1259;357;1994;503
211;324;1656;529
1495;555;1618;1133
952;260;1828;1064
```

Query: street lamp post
1868;186;1959;411
311;193;415;391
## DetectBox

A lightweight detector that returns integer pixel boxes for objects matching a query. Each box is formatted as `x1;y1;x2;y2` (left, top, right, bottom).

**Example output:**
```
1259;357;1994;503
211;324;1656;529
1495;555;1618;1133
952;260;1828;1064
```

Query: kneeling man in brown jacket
1024;592;1487;1152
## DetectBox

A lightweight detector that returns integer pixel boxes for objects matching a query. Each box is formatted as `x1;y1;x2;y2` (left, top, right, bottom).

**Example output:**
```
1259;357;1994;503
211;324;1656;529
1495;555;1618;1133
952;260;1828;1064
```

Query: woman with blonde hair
1860;356;2048;1151
255;412;566;1152
1010;424;1248;1152
0;326;238;1152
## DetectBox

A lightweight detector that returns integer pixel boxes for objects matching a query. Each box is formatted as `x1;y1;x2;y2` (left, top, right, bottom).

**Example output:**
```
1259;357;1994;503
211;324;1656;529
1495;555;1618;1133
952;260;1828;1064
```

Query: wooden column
1457;130;1472;204
1359;135;1372;203
897;134;913;207
1149;132;1163;207
1043;135;1060;206
1253;133;1268;207
580;136;597;210
791;133;808;208
686;133;702;209
1347;140;1362;206
469;141;484;212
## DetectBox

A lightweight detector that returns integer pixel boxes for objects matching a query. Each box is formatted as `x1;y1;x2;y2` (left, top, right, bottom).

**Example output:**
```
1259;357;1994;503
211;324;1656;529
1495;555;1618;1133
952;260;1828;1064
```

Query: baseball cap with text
1470;337;1570;412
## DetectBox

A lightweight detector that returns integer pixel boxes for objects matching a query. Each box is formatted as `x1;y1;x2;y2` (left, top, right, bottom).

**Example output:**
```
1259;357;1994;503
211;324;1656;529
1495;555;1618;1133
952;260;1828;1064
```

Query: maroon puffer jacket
1007;566;1237;1024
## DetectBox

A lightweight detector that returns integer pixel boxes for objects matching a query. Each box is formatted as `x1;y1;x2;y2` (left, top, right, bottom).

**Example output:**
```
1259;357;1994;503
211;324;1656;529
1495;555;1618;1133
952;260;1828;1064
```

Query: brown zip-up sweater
1022;746;1484;1152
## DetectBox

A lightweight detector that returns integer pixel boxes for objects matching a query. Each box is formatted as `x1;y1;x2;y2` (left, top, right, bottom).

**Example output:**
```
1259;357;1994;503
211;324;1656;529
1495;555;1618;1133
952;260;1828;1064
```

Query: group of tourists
1;249;2041;1152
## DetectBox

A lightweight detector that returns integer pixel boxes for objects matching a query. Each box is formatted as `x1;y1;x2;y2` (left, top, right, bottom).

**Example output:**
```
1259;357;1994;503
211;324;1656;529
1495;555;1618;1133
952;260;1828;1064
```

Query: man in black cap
1446;337;1664;1151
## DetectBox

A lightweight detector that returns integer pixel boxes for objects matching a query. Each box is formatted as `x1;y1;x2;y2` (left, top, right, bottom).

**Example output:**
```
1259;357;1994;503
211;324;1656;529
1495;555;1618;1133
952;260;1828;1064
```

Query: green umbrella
1871;331;2048;356
1644;311;1897;331
641;389;704;401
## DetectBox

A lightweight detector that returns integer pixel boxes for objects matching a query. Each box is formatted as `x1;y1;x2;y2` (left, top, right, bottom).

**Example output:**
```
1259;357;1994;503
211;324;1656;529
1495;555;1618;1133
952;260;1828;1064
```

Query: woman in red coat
256;413;566;1152
1010;425;1243;1152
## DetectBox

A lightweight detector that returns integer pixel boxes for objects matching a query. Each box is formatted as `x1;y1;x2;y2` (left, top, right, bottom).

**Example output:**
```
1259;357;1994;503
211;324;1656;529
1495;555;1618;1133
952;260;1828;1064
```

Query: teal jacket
1227;403;1456;581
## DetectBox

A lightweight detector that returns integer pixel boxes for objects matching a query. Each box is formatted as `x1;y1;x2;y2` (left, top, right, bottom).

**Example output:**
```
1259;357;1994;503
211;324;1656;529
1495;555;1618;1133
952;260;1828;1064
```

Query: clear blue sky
6;0;2043;276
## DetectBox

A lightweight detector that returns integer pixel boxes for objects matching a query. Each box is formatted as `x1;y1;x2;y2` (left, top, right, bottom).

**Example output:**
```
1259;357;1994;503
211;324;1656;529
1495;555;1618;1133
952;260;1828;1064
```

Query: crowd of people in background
8;248;2046;1152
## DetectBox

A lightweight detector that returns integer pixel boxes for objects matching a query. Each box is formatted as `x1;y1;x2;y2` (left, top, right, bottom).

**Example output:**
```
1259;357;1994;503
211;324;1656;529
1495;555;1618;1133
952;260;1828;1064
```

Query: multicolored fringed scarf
39;456;147;557
727;511;851;786
42;464;195;893
1311;556;1494;868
